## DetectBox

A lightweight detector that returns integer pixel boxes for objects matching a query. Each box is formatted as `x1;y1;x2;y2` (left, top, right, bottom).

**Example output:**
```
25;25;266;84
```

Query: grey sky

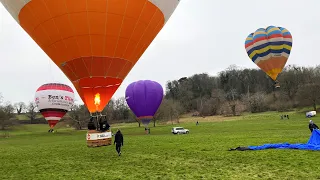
0;0;319;105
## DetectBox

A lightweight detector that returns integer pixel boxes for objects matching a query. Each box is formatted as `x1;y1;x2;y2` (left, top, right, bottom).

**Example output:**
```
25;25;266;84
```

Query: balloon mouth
138;116;153;127
47;120;59;128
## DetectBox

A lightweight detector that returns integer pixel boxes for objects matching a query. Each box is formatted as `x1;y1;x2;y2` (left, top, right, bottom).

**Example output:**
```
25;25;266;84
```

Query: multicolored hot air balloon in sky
35;83;74;131
245;26;293;82
125;80;163;127
0;0;180;113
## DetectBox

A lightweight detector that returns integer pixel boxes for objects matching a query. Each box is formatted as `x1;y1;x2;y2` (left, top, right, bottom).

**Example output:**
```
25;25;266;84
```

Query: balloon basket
86;130;112;147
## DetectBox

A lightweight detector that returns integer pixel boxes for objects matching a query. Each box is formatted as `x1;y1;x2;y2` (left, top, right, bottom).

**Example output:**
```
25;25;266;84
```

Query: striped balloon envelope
245;26;293;81
35;83;75;129
0;0;180;113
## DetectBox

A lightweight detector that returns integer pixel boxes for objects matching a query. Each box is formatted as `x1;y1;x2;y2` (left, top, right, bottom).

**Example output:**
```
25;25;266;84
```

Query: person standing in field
309;120;319;132
114;129;124;156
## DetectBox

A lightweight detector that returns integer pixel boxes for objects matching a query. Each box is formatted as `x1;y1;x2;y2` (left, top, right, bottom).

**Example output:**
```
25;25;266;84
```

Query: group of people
280;114;289;119
87;116;110;132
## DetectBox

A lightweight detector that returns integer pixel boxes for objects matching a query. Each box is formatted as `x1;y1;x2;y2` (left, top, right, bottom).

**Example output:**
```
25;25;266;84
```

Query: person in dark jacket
87;117;96;130
114;129;123;156
309;120;319;132
99;117;110;132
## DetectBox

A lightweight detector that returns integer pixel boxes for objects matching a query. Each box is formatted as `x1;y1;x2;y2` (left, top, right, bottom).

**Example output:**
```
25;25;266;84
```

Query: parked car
171;127;189;134
306;111;316;118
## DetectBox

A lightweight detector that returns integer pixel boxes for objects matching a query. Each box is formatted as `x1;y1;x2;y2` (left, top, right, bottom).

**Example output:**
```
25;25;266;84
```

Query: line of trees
1;64;320;130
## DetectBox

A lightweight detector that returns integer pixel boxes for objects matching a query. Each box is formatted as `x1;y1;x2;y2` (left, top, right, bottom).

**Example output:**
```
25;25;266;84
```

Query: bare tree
26;102;37;123
156;99;183;125
226;89;239;116
66;104;90;130
14;102;26;115
245;92;267;113
297;83;320;111
0;101;15;130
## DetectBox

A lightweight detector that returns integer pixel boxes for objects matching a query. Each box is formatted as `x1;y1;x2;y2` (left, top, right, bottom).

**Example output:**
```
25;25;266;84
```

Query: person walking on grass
114;129;124;156
309;120;319;133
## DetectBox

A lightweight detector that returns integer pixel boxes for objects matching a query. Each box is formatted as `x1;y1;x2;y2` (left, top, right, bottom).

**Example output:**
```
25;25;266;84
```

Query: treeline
163;64;320;116
1;64;320;130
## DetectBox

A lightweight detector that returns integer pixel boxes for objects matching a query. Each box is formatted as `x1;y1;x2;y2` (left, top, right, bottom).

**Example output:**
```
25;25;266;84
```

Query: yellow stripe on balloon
283;44;292;50
265;68;283;81
267;27;280;33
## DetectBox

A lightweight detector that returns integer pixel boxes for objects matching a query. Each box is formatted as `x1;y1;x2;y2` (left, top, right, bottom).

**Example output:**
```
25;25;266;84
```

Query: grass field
1;111;320;179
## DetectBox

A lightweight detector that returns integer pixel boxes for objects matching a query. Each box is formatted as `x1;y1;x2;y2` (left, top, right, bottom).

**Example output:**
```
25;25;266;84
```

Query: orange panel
42;19;62;45
19;8;38;34
107;0;127;15
54;41;71;62
140;2;157;24
106;58;127;77
115;38;130;58
54;15;74;39
120;17;137;38
104;36;117;56
83;57;93;75
102;57;113;76
64;37;81;60
105;13;123;36
32;25;50;47
76;35;92;57
60;64;77;81
69;12;89;36
28;0;50;24
123;40;137;61
126;0;147;19
87;0;107;12
91;57;106;76
68;58;90;79
88;12;106;35
131;21;147;42
91;35;105;56
118;62;133;79
44;0;67;17
65;0;86;13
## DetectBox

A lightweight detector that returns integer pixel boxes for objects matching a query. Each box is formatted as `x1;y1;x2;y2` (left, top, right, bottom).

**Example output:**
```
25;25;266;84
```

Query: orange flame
94;93;101;106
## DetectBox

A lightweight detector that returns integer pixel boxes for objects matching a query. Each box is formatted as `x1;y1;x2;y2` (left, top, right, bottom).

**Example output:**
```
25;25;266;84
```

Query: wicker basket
86;130;112;147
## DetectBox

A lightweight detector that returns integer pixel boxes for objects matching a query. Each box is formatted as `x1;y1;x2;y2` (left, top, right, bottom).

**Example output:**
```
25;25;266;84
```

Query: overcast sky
0;0;319;105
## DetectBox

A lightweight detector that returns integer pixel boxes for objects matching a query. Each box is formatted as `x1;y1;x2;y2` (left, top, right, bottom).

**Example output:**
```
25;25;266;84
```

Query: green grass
1;111;320;179
15;114;43;120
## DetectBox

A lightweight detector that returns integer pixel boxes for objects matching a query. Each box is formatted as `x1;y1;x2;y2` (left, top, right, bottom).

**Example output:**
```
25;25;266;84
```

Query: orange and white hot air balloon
1;0;180;113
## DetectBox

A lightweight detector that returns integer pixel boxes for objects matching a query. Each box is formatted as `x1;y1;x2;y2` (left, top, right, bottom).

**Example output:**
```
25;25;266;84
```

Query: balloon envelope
245;26;293;81
35;83;75;128
125;80;163;126
1;0;180;113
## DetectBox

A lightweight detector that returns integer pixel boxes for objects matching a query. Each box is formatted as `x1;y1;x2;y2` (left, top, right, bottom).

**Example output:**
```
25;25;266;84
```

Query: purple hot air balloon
125;80;164;127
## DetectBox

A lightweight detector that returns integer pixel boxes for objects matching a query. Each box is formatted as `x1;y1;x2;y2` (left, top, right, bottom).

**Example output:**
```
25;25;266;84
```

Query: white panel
35;90;75;111
87;132;112;140
148;0;180;23
0;0;31;23
45;117;62;121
